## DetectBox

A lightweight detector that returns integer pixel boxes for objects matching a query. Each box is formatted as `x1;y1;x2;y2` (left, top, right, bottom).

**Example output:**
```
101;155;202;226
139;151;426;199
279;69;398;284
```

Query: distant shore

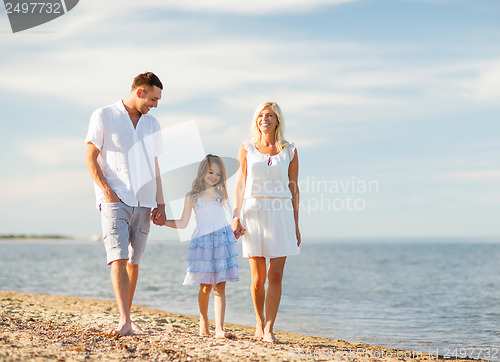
0;291;486;361
0;234;72;240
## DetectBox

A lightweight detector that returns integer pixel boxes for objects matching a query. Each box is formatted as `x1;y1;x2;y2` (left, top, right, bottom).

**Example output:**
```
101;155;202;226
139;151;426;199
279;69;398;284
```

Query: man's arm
151;157;166;225
85;142;120;203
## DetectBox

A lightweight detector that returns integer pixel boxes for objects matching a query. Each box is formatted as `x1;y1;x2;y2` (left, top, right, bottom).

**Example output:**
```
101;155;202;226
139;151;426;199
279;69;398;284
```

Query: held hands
151;204;166;226
232;218;245;239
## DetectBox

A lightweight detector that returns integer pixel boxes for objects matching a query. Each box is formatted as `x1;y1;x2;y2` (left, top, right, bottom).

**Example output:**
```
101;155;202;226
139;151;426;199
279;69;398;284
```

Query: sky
0;0;499;241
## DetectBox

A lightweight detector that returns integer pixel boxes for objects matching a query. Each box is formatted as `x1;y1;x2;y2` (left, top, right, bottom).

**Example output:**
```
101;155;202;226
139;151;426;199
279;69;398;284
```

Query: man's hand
104;189;121;203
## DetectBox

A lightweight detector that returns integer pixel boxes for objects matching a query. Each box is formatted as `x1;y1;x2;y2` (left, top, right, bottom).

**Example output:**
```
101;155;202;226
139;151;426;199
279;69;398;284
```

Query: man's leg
127;206;151;333
126;262;143;332
110;259;134;335
127;262;139;307
101;202;134;335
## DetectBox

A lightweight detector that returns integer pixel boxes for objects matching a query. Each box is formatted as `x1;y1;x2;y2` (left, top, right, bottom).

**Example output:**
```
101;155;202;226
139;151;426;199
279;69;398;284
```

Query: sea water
1;239;499;361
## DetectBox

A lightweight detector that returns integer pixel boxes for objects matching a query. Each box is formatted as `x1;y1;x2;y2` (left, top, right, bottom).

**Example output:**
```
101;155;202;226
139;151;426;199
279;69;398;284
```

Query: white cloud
116;0;358;15
0;39;392;109
0;169;89;203
1;0;360;38
458;60;500;102
17;137;84;166
0;24;497;119
439;170;500;182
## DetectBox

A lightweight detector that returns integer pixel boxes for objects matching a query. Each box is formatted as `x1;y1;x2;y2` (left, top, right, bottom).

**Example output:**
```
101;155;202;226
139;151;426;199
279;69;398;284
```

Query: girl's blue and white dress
183;198;239;285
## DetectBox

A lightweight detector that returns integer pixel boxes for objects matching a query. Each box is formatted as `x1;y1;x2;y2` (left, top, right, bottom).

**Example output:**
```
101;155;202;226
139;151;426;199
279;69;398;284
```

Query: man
85;72;166;336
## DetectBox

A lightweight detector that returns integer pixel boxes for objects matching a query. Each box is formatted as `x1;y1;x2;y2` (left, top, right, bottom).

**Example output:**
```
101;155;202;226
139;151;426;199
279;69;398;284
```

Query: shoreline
0;291;487;361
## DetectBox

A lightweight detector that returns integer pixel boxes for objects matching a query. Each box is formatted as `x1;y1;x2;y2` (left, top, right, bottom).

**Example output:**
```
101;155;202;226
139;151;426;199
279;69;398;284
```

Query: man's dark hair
132;72;163;90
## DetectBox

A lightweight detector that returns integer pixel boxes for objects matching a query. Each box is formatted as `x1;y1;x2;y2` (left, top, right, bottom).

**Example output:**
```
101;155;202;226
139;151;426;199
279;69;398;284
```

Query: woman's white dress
240;142;300;258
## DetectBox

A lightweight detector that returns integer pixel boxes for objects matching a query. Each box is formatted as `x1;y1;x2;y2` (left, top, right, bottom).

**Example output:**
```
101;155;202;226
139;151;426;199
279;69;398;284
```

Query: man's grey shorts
100;201;151;265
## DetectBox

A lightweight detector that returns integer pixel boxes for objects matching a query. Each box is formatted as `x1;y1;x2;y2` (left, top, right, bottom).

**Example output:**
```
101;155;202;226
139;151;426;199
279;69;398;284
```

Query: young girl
162;154;239;338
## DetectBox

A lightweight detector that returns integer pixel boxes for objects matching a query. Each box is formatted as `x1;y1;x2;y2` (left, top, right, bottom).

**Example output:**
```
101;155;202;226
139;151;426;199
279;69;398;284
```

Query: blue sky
0;0;499;240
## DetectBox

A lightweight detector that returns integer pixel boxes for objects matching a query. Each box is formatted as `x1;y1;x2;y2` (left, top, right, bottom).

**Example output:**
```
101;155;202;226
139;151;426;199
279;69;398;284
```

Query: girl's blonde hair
251;101;289;152
189;154;228;204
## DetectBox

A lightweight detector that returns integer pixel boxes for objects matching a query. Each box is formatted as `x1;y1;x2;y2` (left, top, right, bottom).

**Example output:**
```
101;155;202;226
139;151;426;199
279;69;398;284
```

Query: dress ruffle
183;266;239;285
187;241;239;262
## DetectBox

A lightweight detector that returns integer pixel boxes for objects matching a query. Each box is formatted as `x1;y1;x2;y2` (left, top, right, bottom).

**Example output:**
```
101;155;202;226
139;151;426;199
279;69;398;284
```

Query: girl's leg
213;282;227;338
198;284;212;336
249;257;267;339
263;257;286;343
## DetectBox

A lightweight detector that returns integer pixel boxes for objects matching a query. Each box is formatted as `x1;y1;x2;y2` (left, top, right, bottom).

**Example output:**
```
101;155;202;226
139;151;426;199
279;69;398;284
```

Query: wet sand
0;291;483;361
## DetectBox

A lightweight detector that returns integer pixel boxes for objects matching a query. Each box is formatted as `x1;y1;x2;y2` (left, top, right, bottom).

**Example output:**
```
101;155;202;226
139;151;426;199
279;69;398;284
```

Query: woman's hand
296;226;301;247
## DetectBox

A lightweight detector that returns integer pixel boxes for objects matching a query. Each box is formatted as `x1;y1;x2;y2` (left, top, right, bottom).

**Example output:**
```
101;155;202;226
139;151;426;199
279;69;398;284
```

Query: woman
233;101;301;343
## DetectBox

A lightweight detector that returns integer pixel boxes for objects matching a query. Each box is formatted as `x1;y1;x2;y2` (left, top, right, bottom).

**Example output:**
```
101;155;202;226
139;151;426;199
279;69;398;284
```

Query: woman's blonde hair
251;101;289;152
189;154;228;204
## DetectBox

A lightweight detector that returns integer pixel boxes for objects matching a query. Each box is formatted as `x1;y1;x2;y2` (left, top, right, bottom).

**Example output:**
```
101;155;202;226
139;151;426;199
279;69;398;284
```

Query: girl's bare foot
199;317;210;337
215;331;236;339
253;322;264;340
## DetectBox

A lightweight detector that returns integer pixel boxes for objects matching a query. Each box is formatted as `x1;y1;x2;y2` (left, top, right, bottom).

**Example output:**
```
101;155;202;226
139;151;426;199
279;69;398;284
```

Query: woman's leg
198;283;212;336
213;282;227;338
263;256;286;343
249;257;267;339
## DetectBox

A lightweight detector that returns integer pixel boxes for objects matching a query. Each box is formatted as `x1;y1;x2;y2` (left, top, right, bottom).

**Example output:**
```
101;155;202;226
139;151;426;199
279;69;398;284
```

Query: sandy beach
0;290;484;361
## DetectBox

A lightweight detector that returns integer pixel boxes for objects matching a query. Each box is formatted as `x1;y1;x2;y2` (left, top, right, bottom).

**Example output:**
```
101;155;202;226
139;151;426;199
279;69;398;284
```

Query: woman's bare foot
109;321;134;336
263;331;279;344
